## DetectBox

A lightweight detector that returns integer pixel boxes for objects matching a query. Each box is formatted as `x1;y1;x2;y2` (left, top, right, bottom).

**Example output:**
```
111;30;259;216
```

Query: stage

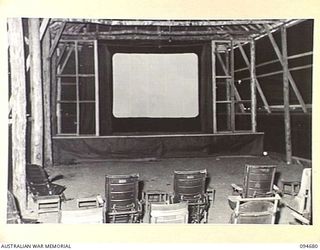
52;132;264;164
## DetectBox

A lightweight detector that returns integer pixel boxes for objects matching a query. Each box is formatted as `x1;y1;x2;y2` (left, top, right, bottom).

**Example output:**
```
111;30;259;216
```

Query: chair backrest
26;164;49;185
59;207;104;224
105;174;139;211
243;165;276;198
150;202;188;223
232;200;276;224
295;168;312;214
173;169;207;202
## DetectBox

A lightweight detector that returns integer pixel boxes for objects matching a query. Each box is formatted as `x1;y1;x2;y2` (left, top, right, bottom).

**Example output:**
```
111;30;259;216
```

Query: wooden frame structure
7;18;312;213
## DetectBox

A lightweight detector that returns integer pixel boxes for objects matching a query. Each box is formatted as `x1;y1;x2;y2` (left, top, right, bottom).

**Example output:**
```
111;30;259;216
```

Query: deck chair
228;194;281;224
26;164;66;213
105;174;142;223
150;202;188;224
228;165;280;224
282;168;312;225
231;165;277;198
172;169;210;223
59;207;104;224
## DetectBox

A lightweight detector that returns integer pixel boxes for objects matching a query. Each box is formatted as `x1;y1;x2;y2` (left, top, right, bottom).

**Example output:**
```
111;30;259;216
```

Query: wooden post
94;40;100;136
75;41;80;135
230;40;235;132
282;27;292;164
8;18;27;212
42;28;53;166
225;48;231;131
211;41;217;133
29;18;44;166
250;39;257;133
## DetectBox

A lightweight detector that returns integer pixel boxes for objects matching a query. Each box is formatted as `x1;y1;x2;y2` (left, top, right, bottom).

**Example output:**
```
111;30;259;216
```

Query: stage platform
52;132;264;164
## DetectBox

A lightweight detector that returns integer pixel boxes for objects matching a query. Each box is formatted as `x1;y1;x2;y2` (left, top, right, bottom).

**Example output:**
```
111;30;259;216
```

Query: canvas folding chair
26;164;66;214
172;169;211;223
282;168;312;225
59;207;104;224
228;165;280;224
105;174;142;223
150;202;188;224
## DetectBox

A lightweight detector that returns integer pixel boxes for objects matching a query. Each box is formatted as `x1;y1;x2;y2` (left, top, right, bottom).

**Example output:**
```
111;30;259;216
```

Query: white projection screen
112;53;199;118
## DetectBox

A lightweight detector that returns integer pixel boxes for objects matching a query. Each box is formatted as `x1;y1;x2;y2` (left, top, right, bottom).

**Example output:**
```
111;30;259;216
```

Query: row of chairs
104;169;212;223
23;164;312;224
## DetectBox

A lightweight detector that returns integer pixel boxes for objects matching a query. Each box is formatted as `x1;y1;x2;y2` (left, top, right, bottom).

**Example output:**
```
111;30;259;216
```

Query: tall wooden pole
281;27;292;164
211;41;217;133
8;18;27;212
250;39;257;133
42;27;53;166
29;18;44;166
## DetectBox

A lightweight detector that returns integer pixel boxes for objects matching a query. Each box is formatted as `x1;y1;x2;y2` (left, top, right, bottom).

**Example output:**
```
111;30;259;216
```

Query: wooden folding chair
228;165;280;224
105;174;142;223
172;169;211;223
26;164;66;214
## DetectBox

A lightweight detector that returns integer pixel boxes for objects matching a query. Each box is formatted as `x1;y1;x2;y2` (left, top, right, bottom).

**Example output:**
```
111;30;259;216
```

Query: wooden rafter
49;22;67;58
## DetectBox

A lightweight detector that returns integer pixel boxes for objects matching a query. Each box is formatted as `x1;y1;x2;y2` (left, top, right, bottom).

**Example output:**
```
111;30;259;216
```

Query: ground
30;153;308;224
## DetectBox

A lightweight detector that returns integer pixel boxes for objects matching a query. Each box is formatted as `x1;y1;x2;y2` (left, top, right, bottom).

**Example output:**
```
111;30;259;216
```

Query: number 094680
300;244;318;248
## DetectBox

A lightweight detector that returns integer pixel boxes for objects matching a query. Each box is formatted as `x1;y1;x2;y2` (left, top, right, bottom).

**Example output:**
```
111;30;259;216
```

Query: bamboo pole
250;39;257;133
75;41;80;135
211;41;217;133
29;18;44;166
42;27;53;166
282;27;292;164
8;18;27;212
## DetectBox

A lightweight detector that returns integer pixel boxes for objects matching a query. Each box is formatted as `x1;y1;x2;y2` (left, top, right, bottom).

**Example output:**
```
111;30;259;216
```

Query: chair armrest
231;184;243;192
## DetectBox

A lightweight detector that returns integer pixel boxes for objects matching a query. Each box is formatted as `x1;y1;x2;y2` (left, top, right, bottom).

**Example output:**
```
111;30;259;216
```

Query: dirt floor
30;153;309;224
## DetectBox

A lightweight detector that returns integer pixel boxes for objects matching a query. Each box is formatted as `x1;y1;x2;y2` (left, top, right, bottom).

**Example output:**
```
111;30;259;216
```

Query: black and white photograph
6;18;314;227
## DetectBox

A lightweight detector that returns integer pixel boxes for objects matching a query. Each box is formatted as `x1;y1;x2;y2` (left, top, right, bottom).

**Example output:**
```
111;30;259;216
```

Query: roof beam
53;18;287;27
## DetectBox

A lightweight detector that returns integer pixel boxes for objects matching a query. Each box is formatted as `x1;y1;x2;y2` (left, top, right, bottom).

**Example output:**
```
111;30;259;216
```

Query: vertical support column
28;18;43;166
8;18;27;212
56;48;62;134
42;28;53;167
281;27;292;164
94;40;100;136
225;48;231;131
230;40;235;131
211;41;217;133
250;39;257;133
75;41;80;135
